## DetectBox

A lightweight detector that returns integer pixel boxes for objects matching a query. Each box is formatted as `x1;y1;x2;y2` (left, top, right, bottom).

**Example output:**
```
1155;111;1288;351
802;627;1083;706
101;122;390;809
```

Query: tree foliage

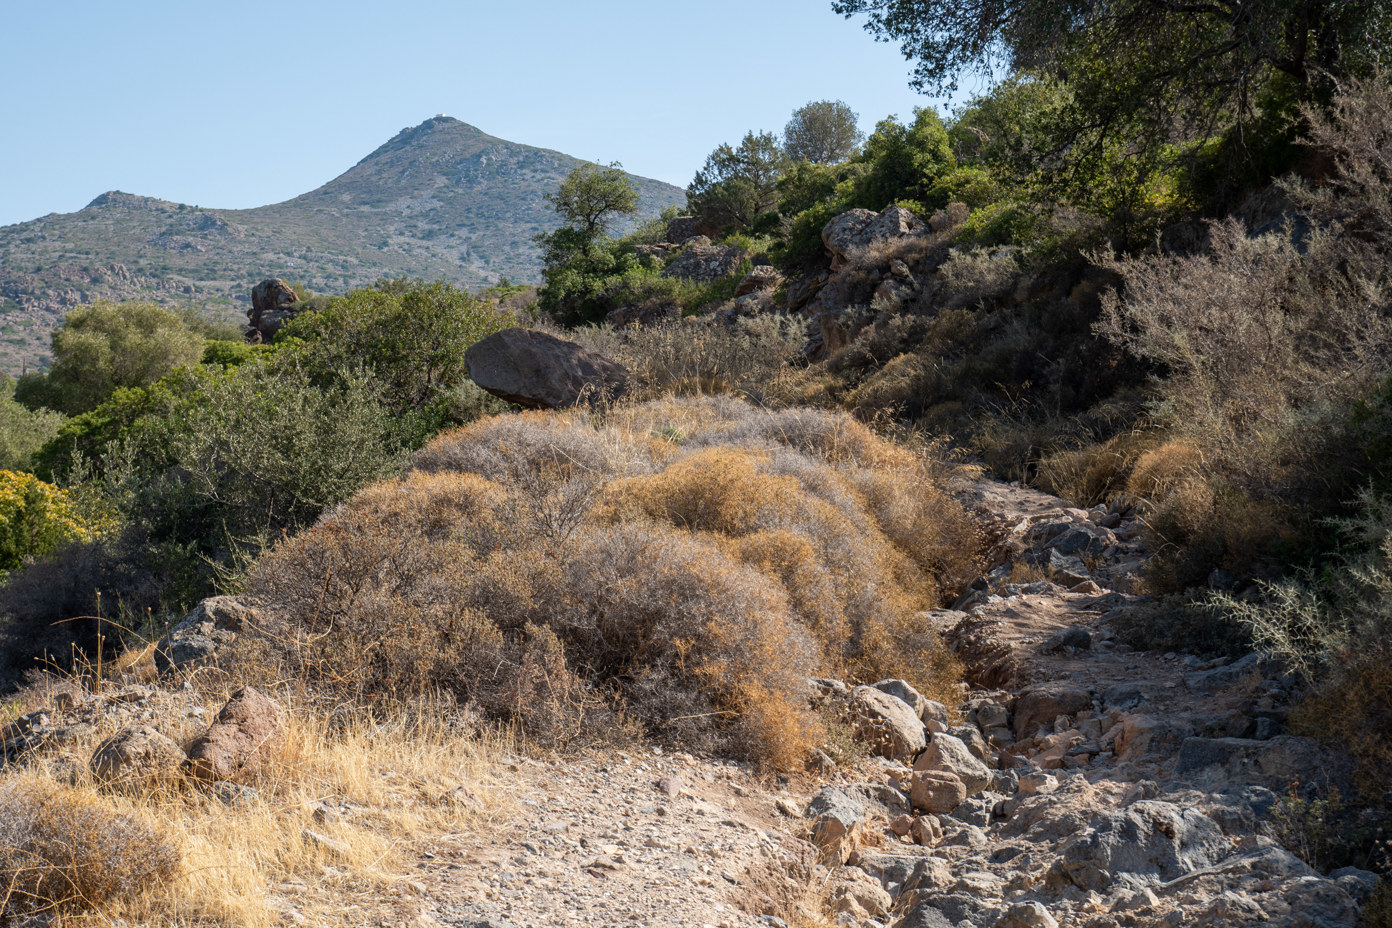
14;301;206;416
543;161;640;255
687;131;791;233
834;0;1392;197
784;100;865;164
0;471;108;571
278;278;511;425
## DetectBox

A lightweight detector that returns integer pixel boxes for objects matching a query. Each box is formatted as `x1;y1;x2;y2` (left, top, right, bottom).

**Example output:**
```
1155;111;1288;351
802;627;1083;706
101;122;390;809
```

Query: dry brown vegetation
0;685;508;927
240;395;981;770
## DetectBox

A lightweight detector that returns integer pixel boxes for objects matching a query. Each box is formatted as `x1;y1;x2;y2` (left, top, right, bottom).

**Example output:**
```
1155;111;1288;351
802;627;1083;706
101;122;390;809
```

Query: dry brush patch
244;397;983;770
0;690;509;927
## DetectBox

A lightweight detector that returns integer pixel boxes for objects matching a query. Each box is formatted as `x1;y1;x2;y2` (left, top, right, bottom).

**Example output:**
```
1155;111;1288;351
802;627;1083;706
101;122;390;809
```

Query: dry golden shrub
0;775;179;920
247;396;981;769
1126;439;1205;501
1034;431;1157;507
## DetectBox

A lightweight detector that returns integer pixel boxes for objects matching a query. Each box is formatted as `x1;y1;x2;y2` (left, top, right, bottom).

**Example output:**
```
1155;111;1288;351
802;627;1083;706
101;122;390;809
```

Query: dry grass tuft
0;694;509;927
243;396;982;769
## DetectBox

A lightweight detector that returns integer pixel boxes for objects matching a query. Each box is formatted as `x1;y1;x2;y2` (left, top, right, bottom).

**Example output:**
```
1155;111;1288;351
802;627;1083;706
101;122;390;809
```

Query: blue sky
0;0;980;228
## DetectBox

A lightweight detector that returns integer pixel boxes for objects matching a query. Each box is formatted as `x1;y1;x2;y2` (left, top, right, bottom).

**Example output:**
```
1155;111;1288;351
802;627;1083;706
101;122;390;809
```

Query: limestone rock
804;786;866;863
873;679;929;720
914;732;993;795
734;265;784;298
156;595;258;674
911;771;968;814
850;685;927;760
996;901;1058;928
821;206;926;265
185;686;286;782
90;725;186;786
662;242;745;283
465;327;629;409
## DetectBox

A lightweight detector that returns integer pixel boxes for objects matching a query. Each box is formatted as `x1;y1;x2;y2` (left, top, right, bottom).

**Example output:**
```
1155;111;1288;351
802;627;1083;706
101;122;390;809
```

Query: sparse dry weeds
0;688;509;927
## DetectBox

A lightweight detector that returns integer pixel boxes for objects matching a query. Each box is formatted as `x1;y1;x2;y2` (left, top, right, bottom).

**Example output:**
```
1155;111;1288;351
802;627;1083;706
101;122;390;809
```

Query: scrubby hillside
0;116;684;374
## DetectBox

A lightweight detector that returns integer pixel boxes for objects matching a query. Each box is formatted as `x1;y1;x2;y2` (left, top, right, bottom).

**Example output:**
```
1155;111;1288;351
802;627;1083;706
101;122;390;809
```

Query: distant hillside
0;117;686;372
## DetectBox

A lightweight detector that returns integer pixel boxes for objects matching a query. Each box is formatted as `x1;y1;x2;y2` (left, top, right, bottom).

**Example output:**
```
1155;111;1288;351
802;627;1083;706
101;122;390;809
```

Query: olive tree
784;100;864;164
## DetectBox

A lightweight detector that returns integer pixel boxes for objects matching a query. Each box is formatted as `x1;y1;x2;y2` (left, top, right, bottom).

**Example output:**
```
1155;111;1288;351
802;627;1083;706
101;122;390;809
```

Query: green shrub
0;471;110;571
14;301;206;416
0;380;63;472
278;278;511;421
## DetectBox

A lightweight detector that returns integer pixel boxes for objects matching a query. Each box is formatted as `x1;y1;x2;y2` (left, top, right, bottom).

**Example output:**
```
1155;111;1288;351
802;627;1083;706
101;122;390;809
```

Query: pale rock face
914;732;993;795
850;684;927;761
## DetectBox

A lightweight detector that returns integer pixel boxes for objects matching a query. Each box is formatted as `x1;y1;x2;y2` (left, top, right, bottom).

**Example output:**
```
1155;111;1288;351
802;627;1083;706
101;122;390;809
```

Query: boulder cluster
783;481;1373;928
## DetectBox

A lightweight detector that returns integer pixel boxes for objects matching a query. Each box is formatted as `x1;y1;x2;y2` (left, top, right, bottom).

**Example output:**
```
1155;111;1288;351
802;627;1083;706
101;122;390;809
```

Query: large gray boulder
662;242;746;282
156;596;258;675
465;327;629;409
1057;800;1230;889
821;206;926;265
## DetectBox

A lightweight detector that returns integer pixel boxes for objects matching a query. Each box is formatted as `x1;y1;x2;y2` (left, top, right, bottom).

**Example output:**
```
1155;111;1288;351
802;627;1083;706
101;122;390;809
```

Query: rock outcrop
661;241;746;283
185;686;286;782
156;595;258;675
247;278;301;342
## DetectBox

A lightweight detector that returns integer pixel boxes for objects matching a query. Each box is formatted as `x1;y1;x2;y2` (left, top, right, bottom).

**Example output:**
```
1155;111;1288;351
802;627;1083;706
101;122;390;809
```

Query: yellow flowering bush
0;471;109;571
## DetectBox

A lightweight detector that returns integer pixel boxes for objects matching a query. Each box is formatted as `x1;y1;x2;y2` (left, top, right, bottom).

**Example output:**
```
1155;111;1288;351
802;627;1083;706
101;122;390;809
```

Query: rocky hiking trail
2;479;1379;928
387;478;1378;928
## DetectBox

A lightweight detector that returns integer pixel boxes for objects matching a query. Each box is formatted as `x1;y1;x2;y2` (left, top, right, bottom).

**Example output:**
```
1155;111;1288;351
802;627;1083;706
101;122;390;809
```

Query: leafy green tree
535;163;646;326
834;0;1392;190
856;107;954;209
278;278;510;425
14;301;205;415
0;376;64;472
688;131;791;233
543;161;640;257
784;100;865;164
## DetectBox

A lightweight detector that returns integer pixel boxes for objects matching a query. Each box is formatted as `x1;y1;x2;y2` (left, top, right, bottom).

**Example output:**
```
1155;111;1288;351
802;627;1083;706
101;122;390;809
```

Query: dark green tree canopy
785;100;866;163
833;0;1390;95
544;161;640;254
834;0;1392;192
15;301;206;416
687;131;791;233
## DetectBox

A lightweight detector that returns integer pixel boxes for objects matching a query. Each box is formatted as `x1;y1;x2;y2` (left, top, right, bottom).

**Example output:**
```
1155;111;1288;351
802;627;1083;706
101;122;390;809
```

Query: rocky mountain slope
0;116;684;372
